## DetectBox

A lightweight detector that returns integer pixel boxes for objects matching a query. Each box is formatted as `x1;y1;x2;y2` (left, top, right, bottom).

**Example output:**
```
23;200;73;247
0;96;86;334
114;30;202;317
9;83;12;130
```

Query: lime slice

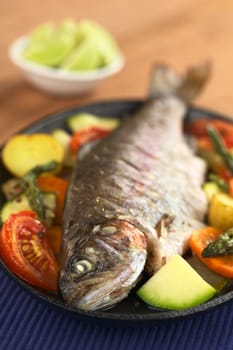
61;42;101;71
23;36;75;66
57;19;79;44
23;19;121;69
76;20;120;65
29;22;55;44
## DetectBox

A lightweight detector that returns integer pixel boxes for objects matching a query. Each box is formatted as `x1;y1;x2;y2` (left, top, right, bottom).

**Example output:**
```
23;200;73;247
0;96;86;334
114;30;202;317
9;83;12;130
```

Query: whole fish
60;63;210;311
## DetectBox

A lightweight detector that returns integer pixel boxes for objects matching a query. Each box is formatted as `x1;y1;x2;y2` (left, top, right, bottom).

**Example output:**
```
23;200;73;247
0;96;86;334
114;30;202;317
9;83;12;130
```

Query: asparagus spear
22;161;58;221
207;125;233;173
202;228;233;257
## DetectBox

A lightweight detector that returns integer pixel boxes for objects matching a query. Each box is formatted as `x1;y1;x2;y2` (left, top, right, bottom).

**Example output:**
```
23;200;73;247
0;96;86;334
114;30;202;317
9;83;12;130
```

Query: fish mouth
62;257;146;311
60;220;148;311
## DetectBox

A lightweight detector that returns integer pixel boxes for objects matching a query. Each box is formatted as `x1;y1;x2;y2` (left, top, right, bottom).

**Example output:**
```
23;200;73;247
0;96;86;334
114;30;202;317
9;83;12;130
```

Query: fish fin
149;62;211;102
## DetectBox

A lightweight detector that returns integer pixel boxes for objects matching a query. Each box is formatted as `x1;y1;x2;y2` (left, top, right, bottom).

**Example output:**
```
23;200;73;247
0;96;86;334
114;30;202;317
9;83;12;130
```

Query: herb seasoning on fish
60;63;210;311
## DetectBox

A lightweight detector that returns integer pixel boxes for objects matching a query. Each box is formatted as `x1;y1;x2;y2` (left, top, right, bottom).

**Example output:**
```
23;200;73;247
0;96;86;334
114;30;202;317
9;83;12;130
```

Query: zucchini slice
67;113;119;133
0;192;57;226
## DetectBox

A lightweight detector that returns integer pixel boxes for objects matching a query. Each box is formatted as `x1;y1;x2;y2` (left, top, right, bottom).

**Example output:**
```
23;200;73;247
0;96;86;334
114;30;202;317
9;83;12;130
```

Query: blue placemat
0;268;232;350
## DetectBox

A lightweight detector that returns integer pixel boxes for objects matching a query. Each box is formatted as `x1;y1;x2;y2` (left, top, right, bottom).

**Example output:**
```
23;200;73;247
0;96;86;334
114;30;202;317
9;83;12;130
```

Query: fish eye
71;258;93;275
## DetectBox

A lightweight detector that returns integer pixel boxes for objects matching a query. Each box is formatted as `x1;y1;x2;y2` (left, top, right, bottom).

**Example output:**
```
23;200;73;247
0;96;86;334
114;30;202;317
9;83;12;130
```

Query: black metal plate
0;99;233;326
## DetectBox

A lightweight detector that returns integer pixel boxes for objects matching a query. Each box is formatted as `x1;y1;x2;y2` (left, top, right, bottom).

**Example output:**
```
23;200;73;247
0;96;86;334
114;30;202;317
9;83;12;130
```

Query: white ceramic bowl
9;36;125;96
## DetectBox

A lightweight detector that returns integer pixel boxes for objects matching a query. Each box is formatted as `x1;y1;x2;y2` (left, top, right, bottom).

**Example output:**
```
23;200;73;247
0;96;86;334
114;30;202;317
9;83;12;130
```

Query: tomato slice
185;119;233;138
189;227;233;278
0;211;58;291
69;127;110;154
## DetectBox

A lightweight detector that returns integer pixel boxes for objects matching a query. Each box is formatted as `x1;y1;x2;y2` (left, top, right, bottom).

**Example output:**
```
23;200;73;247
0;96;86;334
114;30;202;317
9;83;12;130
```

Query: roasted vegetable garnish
2;134;64;177
208;192;233;230
1;178;23;200
207;125;233;174
0;211;58;291
208;173;229;192
190;227;233;278
202;228;233;257
22;161;58;223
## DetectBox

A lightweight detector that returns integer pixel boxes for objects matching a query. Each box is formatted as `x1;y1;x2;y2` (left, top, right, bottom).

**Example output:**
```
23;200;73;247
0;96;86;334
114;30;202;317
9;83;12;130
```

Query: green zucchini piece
0;194;31;223
42;192;57;226
0;191;56;226
137;255;216;310
187;255;228;292
67;113;119;133
51;129;75;167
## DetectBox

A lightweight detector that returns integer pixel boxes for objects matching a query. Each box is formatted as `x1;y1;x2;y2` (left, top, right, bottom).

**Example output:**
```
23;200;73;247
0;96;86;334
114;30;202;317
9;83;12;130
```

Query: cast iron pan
0;99;233;326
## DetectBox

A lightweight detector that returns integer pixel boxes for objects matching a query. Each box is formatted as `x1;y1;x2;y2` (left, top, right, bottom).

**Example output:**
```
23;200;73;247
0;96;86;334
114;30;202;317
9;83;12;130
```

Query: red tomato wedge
69;127;110;154
0;211;58;291
185;119;233;138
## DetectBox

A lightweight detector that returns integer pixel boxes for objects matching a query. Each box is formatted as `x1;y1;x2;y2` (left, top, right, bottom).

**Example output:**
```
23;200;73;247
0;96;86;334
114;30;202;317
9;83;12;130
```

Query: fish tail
149;62;211;103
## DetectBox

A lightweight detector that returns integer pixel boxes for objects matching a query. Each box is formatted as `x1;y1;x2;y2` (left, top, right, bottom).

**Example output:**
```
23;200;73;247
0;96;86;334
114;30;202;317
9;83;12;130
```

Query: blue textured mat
0;269;232;350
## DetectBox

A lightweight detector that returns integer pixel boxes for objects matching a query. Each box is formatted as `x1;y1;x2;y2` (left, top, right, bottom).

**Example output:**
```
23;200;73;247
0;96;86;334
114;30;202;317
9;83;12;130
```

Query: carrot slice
47;225;62;257
229;179;233;197
37;175;68;225
189;227;233;278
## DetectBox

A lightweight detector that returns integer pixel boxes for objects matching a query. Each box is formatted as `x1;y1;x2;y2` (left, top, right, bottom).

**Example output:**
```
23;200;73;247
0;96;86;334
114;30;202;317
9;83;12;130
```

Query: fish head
59;220;147;311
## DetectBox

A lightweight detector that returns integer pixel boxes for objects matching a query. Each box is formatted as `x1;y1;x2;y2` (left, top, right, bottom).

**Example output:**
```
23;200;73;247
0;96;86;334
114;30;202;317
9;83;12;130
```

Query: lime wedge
23;37;74;66
57;19;79;44
61;42;101;71
76;20;120;65
29;22;55;44
23;19;121;69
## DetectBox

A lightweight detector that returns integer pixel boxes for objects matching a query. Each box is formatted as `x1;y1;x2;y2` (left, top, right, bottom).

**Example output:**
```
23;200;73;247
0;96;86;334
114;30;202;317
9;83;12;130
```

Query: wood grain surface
1;0;233;142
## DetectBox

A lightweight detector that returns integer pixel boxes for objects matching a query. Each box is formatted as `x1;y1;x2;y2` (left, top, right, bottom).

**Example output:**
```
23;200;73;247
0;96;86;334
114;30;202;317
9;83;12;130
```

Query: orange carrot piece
47;225;62;257
189;227;233;278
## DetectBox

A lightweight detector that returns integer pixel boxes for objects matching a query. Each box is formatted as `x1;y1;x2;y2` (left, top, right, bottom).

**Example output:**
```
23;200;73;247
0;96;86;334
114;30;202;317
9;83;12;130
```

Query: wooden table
1;0;233;143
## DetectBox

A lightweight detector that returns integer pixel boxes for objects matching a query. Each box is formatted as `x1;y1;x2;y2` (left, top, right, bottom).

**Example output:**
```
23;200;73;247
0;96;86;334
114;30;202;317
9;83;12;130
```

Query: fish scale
60;63;210;311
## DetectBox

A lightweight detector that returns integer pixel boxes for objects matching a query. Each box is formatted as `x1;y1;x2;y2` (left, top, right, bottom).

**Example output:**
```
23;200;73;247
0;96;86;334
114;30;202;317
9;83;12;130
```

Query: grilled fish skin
60;63;210;311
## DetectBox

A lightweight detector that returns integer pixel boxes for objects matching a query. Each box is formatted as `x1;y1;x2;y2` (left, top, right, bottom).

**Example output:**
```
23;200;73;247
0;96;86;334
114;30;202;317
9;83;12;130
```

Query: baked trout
60;63;210;311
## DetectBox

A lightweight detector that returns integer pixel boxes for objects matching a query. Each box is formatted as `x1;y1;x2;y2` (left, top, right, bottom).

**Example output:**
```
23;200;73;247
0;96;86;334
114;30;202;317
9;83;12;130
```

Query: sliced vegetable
69;127;110;154
37;175;68;224
197;136;213;151
40;192;57;227
0;211;58;291
207;125;233;174
2;134;64;177
190;227;233;278
51;129;75;167
22;161;58;223
2;178;23;200
197;148;231;181
208;192;233;230
187;255;228;292
208;174;229;193
202;228;233;257
202;182;221;201
0;192;56;227
47;225;62;256
185;118;233;139
0;194;31;223
67;113;119;133
228;178;233;197
137;255;216;310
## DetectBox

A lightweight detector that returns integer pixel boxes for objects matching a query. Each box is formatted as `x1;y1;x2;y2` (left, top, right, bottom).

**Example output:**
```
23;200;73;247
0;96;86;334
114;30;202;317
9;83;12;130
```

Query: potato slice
208;192;233;230
2;134;64;177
